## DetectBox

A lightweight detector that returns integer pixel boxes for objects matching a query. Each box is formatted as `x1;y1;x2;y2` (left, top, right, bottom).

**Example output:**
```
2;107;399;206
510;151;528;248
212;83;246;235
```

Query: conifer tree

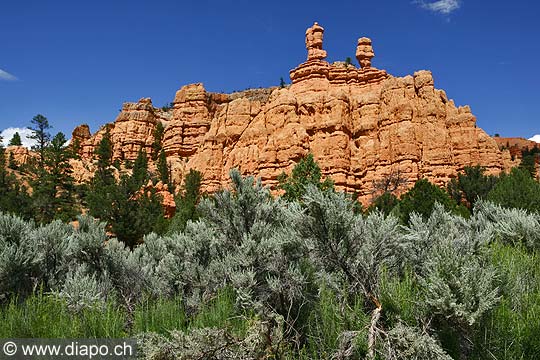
28;114;51;168
95;127;113;180
108;175;164;248
31;132;76;223
519;151;538;178
151;122;165;161
488;167;540;212
399;178;465;224
87;129;116;221
130;148;149;192
8;132;22;146
7;152;17;170
156;149;170;187
0;136;31;217
278;153;334;202
87;135;164;247
168;169;202;233
369;191;399;216
447;165;497;209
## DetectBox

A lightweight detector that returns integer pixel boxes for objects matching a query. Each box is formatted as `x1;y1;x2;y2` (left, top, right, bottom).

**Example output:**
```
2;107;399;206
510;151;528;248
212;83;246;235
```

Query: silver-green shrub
295;186;403;299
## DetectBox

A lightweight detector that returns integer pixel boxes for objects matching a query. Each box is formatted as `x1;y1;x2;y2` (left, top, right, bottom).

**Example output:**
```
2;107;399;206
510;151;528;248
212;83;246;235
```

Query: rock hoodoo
71;22;512;204
305;22;327;61
356;37;374;69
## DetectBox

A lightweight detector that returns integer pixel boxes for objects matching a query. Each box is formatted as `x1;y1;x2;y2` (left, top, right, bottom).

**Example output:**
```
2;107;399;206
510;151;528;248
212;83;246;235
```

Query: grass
0;292;125;338
471;242;540;359
0;287;249;339
1;243;540;359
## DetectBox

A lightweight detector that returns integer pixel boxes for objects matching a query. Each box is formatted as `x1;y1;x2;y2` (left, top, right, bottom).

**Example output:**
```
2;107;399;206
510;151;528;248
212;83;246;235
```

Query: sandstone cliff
71;22;512;204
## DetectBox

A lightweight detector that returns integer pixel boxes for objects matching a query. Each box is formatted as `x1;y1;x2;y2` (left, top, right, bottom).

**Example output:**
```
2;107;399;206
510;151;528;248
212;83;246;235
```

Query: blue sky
1;0;539;143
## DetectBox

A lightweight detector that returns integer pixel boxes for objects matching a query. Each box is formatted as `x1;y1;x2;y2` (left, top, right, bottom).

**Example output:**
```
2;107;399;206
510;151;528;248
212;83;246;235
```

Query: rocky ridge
71;22;512;204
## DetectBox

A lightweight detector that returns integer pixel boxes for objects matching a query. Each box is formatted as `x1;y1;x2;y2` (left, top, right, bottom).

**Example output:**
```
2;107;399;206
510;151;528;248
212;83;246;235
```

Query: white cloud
0;69;18;81
529;135;540;143
1;127;38;148
417;0;461;14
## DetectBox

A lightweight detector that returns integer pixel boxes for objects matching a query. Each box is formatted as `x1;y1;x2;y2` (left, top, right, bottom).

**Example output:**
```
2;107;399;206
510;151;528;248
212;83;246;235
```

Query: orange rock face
493;137;540;154
5;146;35;166
77;98;162;161
71;124;91;147
72;22;513;205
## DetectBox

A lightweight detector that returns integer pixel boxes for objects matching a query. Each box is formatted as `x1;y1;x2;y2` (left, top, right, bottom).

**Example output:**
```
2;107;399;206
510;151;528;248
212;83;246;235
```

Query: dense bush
488;167;540;213
1;170;540;359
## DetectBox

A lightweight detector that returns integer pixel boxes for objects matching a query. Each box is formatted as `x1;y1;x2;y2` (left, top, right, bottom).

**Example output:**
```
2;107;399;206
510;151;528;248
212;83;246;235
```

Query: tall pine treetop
8;132;22;146
28;114;52;167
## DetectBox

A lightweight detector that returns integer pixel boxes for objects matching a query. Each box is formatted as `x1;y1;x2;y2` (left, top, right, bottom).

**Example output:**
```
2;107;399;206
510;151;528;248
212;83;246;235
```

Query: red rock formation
493;136;540;156
162;84;211;158
72;22;513;205
5;146;35;165
71;124;91;150
356;37;375;69
77;98;160;161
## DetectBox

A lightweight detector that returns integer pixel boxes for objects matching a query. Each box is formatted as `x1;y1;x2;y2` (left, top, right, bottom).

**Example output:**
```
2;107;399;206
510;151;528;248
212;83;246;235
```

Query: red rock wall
71;24;513;205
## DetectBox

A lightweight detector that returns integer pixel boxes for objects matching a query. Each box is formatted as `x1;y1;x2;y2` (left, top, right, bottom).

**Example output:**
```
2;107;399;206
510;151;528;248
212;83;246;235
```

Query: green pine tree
0;136;32;217
277;153;334;202
157;149;170;188
7;152;17;170
447;166;498;209
488;167;540;212
151;122;165;161
8;132;22;146
30;132;76;223
130;148;149;192
369;191;399;216
28;114;52;168
519;153;537;178
107;174;164;249
399;178;466;224
168;169;202;233
87;133;164;248
95;127;113;177
87;128;116;222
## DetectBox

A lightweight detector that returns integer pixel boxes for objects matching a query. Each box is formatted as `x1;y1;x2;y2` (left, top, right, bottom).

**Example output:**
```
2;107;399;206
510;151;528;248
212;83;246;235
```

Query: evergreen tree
0;136;31;217
107;175;164;249
156;149;170;187
447;166;497;209
399;178;466;224
369;192;399;216
70;138;81;160
31;132;76;223
519;150;538;178
168;169;202;233
95;127;113;177
7;152;17;170
151;122;165;161
87;134;164;247
28;114;51;168
278;153;334;202
130;148;149;192
8;132;22;146
87;129;116;222
488;167;540;212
